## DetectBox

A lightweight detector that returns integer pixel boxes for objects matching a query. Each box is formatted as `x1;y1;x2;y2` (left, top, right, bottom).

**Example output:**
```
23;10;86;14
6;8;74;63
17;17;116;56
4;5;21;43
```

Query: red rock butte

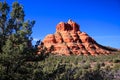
39;19;115;56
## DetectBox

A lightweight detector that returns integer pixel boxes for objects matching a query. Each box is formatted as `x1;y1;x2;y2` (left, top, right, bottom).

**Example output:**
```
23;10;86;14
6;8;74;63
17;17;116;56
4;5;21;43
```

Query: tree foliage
0;1;37;79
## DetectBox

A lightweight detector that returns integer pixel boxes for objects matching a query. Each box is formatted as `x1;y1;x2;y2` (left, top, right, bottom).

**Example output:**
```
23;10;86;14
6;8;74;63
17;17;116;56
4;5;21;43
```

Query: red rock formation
39;19;113;56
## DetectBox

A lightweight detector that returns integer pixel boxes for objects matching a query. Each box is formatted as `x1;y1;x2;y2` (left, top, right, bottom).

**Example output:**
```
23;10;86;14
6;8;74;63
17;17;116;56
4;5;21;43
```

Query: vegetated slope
37;52;120;80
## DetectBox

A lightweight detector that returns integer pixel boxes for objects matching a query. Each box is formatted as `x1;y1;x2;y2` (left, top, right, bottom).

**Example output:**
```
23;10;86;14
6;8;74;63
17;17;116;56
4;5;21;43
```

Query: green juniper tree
0;1;37;79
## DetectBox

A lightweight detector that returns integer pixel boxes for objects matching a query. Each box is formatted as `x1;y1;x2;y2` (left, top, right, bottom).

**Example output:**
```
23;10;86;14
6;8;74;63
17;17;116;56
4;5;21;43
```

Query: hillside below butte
38;19;117;56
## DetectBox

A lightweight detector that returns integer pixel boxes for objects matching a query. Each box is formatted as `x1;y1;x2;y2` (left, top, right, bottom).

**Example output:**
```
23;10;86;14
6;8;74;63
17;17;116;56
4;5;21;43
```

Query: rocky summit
39;20;114;56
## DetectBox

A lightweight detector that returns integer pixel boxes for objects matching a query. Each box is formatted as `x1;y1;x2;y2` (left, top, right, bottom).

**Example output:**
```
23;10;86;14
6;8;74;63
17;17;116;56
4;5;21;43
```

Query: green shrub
113;58;120;63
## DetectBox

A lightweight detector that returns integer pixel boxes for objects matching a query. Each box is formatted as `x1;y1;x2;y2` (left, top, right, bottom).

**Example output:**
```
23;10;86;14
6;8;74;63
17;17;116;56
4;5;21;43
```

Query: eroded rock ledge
39;20;112;56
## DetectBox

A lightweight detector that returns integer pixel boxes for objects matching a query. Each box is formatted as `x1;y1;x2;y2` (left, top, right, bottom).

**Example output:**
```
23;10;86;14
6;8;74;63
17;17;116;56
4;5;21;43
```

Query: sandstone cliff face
40;20;111;56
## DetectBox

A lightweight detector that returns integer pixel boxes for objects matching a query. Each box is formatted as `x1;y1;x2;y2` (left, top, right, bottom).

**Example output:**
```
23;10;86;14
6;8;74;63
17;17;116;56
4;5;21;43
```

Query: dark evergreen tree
0;1;36;79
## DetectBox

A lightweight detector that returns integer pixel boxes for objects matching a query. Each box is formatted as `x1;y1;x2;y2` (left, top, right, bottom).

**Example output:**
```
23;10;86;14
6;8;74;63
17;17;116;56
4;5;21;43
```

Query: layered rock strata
40;20;112;56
